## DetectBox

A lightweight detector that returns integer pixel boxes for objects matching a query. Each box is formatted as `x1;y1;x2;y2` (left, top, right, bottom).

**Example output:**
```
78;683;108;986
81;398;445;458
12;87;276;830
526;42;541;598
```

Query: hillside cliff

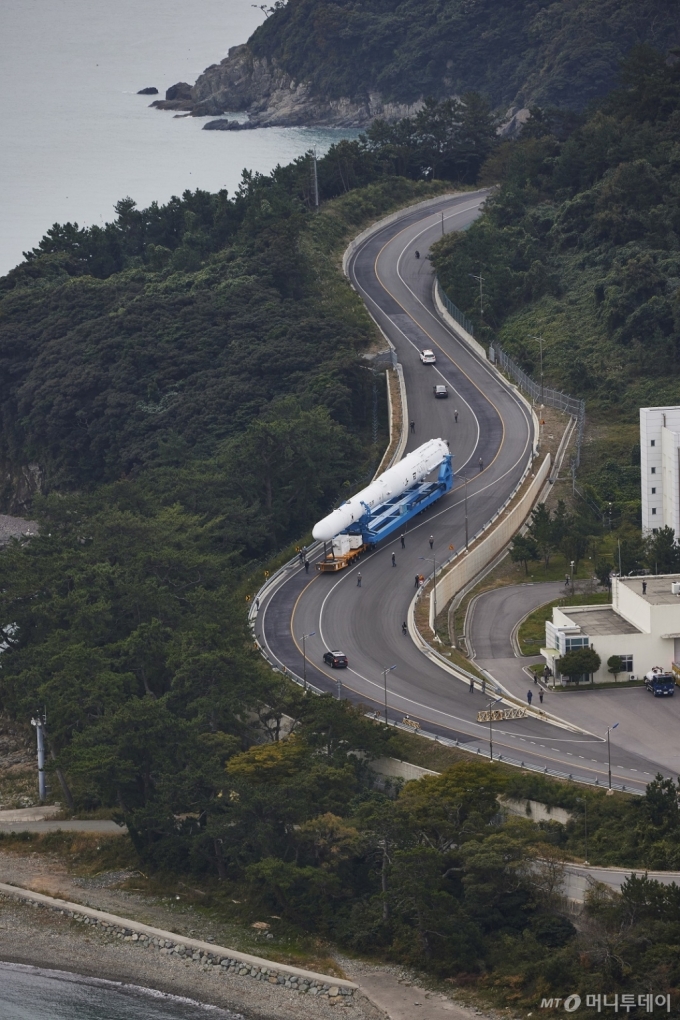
179;0;678;128
190;44;422;127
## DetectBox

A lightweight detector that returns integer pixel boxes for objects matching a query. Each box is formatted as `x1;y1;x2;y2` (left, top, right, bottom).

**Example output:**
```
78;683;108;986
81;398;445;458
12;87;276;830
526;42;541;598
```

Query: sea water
0;0;358;276
0;963;243;1020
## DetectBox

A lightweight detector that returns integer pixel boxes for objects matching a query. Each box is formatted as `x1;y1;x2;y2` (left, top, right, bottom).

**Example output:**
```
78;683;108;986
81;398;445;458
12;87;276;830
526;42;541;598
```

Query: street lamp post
420;555;438;630
382;665;398;724
463;473;469;549
606;722;619;790
570;559;575;587
487;697;502;760
528;334;545;404
301;631;315;690
469;272;484;318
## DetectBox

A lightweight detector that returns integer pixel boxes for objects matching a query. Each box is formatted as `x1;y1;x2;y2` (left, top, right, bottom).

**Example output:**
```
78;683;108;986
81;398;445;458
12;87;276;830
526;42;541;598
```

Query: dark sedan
323;650;348;668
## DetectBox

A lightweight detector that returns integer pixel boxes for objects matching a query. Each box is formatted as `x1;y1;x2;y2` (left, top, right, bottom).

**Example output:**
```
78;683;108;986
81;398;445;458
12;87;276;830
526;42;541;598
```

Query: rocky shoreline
0;894;381;1020
147;44;422;129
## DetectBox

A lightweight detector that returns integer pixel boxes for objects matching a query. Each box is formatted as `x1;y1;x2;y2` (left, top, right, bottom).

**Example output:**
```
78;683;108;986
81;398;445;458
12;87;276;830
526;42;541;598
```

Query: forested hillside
432;46;680;549
249;0;678;112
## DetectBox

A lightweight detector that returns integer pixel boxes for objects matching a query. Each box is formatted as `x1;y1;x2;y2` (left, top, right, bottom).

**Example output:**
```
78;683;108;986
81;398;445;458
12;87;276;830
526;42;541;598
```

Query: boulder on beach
137;87;158;95
165;82;192;101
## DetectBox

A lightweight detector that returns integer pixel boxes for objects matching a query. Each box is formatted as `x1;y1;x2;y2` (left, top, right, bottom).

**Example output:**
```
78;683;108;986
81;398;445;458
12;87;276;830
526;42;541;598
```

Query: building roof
619;575;680;605
561;607;642;636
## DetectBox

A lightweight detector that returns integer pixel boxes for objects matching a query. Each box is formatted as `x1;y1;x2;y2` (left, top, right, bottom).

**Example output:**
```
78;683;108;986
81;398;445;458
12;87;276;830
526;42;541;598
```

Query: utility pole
31;711;46;802
528;334;544;404
382;664;397;724
301;631;315;690
468;272;484;318
577;797;589;864
311;148;319;210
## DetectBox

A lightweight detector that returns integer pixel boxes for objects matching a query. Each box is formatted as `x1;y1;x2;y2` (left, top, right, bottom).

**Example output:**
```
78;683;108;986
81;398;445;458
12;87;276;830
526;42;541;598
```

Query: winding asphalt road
254;193;657;793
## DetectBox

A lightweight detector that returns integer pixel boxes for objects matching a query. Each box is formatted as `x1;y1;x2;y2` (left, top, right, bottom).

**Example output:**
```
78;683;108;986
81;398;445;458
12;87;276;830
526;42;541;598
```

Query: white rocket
312;438;450;542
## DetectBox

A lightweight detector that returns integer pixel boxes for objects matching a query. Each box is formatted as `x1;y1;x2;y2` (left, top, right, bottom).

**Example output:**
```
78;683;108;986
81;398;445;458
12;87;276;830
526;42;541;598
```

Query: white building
541;574;680;684
640;405;680;535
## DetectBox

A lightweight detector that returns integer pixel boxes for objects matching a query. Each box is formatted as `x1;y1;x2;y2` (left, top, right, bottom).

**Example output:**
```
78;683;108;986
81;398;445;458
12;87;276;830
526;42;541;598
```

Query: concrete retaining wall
0;882;357;997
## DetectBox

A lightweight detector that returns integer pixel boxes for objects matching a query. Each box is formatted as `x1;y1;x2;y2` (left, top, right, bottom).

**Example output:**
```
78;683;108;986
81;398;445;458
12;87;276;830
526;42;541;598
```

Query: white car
420;349;436;364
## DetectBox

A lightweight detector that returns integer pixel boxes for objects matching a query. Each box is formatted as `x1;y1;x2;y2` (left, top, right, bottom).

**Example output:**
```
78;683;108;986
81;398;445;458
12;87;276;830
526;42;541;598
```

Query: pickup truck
644;668;675;696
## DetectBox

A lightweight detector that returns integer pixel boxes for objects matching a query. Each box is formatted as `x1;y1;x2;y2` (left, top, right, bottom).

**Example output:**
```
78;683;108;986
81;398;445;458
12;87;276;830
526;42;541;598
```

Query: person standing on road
402;621;407;635
565;574;570;586
527;689;533;705
478;456;483;471
298;550;304;565
454;409;459;423
304;559;310;573
643;580;647;594
469;679;474;692
392;552;397;567
410;420;415;434
429;535;434;549
357;572;362;587
539;690;544;704
414;575;420;588
400;533;406;549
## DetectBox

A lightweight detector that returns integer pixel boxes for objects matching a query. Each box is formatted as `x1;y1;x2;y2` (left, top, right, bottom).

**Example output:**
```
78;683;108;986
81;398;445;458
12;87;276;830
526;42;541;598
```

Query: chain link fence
490;343;586;468
438;287;476;337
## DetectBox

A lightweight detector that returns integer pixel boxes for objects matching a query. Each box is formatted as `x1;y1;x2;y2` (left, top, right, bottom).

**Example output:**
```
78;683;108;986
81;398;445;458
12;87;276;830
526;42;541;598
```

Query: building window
652;508;657;515
564;636;590;652
651;467;656;474
653;528;658;534
651;440;656;447
652;487;656;494
618;655;633;672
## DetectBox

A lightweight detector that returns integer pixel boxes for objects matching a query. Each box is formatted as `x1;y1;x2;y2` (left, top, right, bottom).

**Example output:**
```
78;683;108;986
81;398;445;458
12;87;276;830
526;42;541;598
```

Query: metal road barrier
477;708;527;722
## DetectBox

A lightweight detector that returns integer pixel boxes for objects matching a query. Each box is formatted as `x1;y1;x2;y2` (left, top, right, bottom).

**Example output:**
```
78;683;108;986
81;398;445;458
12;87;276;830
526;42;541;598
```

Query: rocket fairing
312;438;450;542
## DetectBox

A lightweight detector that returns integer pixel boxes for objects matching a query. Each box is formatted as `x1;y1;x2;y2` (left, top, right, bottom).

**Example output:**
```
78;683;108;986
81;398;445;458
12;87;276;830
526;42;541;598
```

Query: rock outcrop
165;81;193;102
189;45;422;128
137;87;158;95
203;118;256;131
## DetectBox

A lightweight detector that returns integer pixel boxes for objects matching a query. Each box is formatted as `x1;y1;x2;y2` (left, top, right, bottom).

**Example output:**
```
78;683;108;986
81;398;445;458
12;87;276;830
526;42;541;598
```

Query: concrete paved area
0;805;126;834
0;820;125;834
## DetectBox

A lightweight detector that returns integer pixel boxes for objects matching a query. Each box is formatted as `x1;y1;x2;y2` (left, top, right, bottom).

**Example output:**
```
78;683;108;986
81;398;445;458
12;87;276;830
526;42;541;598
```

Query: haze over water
0;0;356;276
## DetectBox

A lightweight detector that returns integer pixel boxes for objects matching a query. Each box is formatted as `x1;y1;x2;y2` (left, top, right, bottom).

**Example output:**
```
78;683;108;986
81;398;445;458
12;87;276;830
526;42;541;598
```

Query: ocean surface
0;0;357;276
0;963;243;1020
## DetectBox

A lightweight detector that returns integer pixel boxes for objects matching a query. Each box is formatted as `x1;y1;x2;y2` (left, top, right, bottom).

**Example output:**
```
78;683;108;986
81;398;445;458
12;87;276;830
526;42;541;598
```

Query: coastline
0;895;382;1020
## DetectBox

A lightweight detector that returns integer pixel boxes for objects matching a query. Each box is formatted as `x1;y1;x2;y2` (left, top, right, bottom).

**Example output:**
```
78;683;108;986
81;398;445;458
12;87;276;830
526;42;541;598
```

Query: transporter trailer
317;453;453;572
